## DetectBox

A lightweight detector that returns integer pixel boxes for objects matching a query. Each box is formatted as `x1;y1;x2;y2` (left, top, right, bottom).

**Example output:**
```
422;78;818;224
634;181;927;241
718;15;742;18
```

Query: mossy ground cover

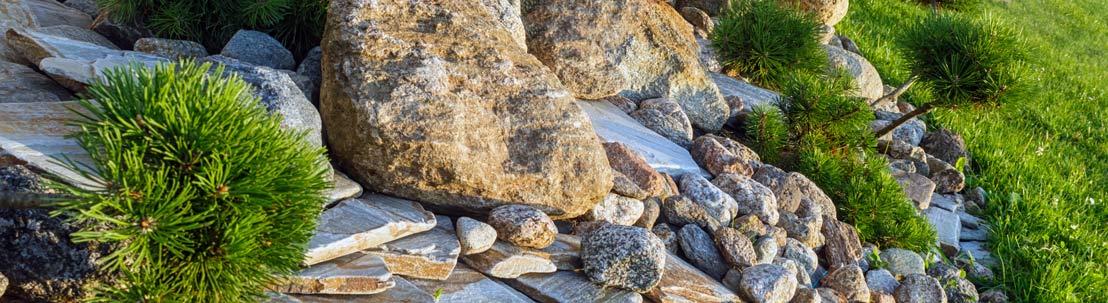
838;0;1108;301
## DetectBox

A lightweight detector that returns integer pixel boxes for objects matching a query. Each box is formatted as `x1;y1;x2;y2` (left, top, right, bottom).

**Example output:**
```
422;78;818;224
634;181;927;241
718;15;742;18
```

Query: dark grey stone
201;56;323;148
221;30;296;70
582;225;666;292
677;224;729;279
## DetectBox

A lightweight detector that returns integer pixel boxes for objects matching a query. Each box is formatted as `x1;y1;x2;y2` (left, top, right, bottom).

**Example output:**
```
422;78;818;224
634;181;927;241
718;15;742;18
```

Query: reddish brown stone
691;136;753;177
604;142;667;197
821;216;863;270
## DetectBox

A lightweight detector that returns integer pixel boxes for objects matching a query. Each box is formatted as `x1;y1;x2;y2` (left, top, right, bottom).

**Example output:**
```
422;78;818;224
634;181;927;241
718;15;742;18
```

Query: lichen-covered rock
221;30;295;70
693;136;754;177
819;265;869;303
630;98;695;148
715;227;758;269
820;216;863;270
525;0;729;131
739;264;799;303
713;173;779;226
457;217;497;255
322;0;613;219
893;274;947;303
582;225;666;292
134;38;207;59
585;193;646;226
678;224;730;279
880;248;925;277
753;165;837;218
488;205;558;249
679;174;740;226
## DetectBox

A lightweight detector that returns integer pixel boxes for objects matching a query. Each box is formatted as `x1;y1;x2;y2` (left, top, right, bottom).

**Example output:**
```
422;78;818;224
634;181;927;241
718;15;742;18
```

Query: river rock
365;215;460;280
646;254;745;303
323;0;613;219
488;205;558;249
582;101;709;178
457;217;498;255
462;240;558;279
220;30;295;70
713;173;779;226
525;0;729;131
678;224;729;279
0;60;72;103
506;271;644;303
582;225;666;292
586;193;646;226
303;194;437;266
276;252;395;295
739;264;798;303
893;274;947;303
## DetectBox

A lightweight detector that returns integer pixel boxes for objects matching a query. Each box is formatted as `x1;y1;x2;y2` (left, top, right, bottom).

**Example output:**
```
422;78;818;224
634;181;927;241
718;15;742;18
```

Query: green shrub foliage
95;0;328;56
903;13;1025;107
711;0;827;88
53;61;330;302
745;70;937;252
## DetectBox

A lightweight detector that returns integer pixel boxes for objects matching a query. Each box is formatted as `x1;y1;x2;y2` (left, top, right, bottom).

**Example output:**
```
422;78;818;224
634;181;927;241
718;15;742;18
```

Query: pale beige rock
777;0;849;26
646;254;744;303
825;45;883;101
304;194;437;266
365;215;460;281
276;252;395;295
321;0;612;219
1;0;93;64
462;240;558;278
0;59;71;103
507;271;644;303
0;101;95;188
585;193;645;226
526;0;729;131
458;216;498;255
327;171;363;204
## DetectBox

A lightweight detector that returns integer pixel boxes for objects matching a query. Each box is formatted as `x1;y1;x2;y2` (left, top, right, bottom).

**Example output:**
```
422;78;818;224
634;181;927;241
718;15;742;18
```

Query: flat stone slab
506;271;643;303
407;263;536;303
709;73;779;111
275;252;394;295
0;60;73;103
0;101;96;188
275;277;432;303
894;171;935;210
543;234;582;270
646;253;743;303
930;194;963;212
923;207;961;257
365;215;460;280
305;194;437;266
577;99;708;177
462;240;557;279
960;226;987;241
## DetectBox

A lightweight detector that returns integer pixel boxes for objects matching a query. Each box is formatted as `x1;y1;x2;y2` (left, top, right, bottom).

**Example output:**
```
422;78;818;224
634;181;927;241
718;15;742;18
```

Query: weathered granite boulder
221;30;295;70
321;0;613;219
715;227;758;269
582;225;667;292
604;142;670;197
739;264;798;303
488;205;558;249
635;197;662;229
693;136;755;177
653;223;681;255
613;171;651;200
866;268;900;295
920;128;968;165
525;0;729;131
0;60;72;103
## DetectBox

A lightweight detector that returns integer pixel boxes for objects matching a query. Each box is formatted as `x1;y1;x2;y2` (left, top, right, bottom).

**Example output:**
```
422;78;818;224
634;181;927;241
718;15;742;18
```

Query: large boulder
525;0;729;131
321;0;613;219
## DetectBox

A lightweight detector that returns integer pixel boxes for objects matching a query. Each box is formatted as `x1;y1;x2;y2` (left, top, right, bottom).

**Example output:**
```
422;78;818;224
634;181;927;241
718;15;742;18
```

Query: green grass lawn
837;0;1108;302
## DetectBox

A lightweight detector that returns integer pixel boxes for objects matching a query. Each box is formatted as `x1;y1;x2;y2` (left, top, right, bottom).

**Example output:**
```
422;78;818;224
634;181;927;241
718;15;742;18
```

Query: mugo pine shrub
746;70;937;252
875;12;1025;137
94;0;329;56
52;61;330;302
711;0;826;88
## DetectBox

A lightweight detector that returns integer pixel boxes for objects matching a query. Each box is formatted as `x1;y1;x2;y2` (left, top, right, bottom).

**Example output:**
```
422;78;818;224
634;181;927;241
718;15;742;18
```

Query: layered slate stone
646;254;744;303
304;194;437;266
321;0;612;219
922;207;961;256
275;253;395;295
506;271;643;303
710;73;780;111
462;240;558;279
1;0;93;64
0;101;95;188
543;234;583;270
6;27;166;90
579;100;709;177
365;215;460;281
407;263;536;303
0;60;72;103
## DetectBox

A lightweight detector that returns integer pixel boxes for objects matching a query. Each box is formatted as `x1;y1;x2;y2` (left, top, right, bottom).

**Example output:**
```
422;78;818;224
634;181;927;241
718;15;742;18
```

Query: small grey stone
134;38;208;59
894;274;948;303
923;207;962;257
488;205;558;249
635;197;661;229
819;265;869;302
679;173;739;227
63;0;100;17
457;217;497;255
221;30;295;70
859;244;878;272
841;35;862;54
959;259;994;282
866;268;899;294
928;263;978;303
652;223;681;255
712;173;779;226
874;111;926;145
980;289;1009;303
894;171;936;210
778;210;825;249
790;287;820;303
582;225;666;292
754;236;779;265
715;227;758;269
661;194;722;230
877;140;930;176
573;220;613;239
881;248;926;277
296;46;323;105
739;264;798;303
782;238;819;277
630;98;695;148
585;193;645;226
677;224;729;279
774;257;811;289
927;155;966;194
733;214;768;238
613;171;650;200
722;268;743;293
